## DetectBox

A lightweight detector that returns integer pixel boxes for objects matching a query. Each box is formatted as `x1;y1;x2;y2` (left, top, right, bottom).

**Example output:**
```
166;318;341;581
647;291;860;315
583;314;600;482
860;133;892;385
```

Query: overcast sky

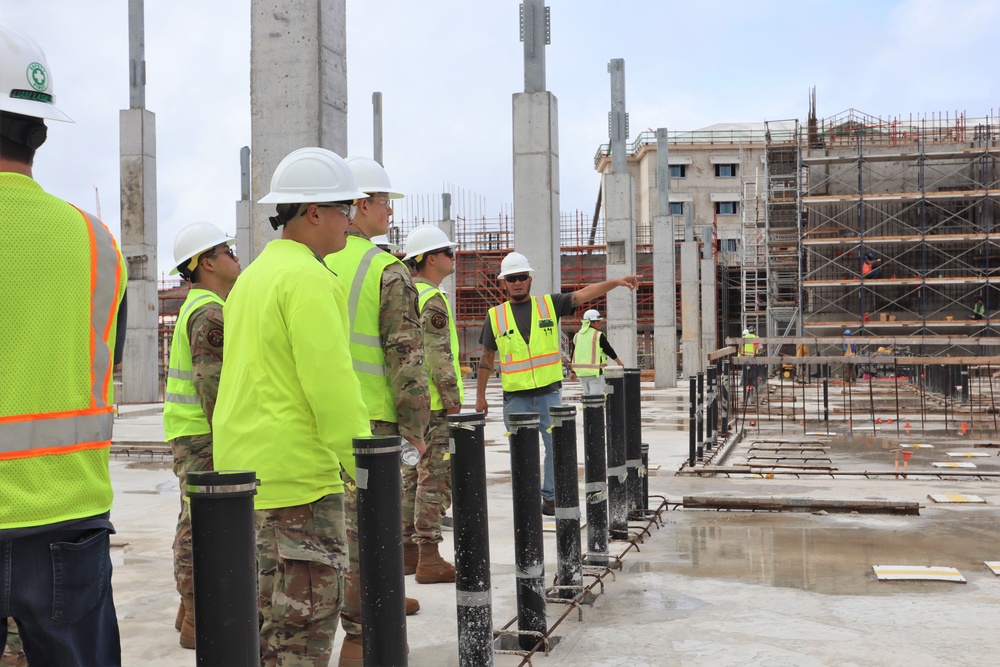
3;0;998;276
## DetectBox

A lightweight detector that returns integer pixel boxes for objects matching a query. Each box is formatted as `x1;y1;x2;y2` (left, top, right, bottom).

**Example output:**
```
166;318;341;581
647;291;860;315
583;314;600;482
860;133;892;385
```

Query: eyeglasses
431;247;455;259
505;273;530;283
369;197;393;210
205;246;236;260
315;203;357;219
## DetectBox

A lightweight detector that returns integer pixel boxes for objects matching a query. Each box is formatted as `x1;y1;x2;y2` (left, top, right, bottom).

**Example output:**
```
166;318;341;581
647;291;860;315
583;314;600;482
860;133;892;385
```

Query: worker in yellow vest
476;252;639;515
0;24;127;665
571;309;623;395
740;327;761;400
325;156;428;666
163;222;240;649
401;225;464;585
213;147;371;667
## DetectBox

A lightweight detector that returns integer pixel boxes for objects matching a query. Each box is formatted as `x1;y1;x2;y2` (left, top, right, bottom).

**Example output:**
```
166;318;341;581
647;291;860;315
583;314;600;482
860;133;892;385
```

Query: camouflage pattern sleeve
421;292;462;411
379;263;430;442
188;302;225;427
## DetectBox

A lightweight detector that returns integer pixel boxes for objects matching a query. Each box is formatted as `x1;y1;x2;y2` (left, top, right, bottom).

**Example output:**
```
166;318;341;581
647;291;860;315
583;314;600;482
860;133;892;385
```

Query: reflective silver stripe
500;351;563;373
0;412;112;453
350;331;381;348
456;590;491;607
187;481;258;495
167;368;193;380
346;246;383;329
353;359;388;377
535;295;551;319
515;564;544;579
165;393;200;405
82;210;121;409
585;481;607;493
554;507;580;520
177;293;216;323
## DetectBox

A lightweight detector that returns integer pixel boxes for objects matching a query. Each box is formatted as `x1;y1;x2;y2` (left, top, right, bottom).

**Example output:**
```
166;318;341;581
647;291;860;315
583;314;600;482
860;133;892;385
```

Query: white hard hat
403;224;457;262
170;222;235;276
583;309;602;321
345;156;404;198
0;24;71;122
742;329;751;336
258;147;368;205
497;251;535;279
371;234;400;253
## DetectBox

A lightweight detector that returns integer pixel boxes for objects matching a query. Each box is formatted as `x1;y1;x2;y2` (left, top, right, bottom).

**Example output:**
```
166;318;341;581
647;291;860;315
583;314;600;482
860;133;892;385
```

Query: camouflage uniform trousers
402;409;452;545
340;419;398;637
170;432;214;598
0;619;26;667
255;494;348;667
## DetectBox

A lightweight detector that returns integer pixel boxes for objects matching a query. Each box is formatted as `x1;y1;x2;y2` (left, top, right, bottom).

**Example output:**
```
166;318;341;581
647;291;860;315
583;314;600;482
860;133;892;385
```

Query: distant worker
213;147;371;667
571;309;623;395
325;156;428;666
972;295;985;320
740;327;761;401
162;222;240;649
0;24;127;666
401;225;463;585
843;328;857;385
861;251;882;279
475;252;640;515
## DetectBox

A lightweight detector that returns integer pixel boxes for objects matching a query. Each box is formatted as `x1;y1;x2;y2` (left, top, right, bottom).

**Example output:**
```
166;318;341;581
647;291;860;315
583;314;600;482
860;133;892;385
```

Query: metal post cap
549;405;576;417
353;435;401;456
604;366;625;379
507;412;540;427
581;394;606;406
187;470;259;497
623;367;642;375
447;411;486;426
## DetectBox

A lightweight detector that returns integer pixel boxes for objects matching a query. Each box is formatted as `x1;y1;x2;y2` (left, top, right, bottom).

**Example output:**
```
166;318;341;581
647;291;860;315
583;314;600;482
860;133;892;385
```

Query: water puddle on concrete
634;513;999;595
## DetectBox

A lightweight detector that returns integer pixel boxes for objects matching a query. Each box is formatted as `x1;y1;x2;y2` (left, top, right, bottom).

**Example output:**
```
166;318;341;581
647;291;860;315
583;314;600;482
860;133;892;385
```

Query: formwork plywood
930;462;977;468
873;565;966;582
927;494;986;503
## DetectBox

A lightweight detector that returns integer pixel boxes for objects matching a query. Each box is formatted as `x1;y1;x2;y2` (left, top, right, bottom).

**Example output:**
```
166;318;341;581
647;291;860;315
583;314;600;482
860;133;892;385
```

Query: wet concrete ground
9;380;998;666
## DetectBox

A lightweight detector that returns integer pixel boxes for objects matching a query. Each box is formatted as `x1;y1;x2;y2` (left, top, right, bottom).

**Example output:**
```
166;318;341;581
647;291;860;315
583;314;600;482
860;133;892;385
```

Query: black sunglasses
505;274;530;283
204;246;236;260
431;247;455;259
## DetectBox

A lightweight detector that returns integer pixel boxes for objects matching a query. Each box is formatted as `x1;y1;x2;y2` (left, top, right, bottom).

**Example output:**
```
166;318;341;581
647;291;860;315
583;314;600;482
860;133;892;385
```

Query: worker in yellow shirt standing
213;147;371;667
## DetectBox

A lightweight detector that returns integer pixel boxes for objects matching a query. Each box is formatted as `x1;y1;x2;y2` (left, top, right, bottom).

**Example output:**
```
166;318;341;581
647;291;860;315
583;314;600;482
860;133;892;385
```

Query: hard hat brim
2;96;72;122
497;268;535;279
402;241;458;262
258;189;369;205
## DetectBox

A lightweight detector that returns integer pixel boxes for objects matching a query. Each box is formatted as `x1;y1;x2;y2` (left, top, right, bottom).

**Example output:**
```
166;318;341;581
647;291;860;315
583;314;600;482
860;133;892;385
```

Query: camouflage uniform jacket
187;288;225;425
414;277;462;412
368;236;429;443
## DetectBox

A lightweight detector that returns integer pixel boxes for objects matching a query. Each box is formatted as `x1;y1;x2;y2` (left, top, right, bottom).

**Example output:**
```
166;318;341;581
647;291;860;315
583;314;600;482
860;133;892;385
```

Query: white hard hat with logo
258;147;368;205
0;24;71;122
171;222;235;276
345;156;404;198
583;309;602;321
403;225;457;262
497;251;535;279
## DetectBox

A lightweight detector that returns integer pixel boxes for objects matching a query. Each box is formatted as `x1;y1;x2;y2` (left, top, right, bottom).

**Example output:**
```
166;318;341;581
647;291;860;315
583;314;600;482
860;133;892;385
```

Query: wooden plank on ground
931;461;977;468
985;562;1000;575
946;452;990;457
873;565;966;582
684;495;919;515
927;494;986;504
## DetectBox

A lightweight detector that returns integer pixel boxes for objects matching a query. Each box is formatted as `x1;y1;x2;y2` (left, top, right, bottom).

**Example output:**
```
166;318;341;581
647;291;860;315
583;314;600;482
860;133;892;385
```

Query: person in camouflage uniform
163;223;240;649
325;157;429;667
1;620;26;667
401;225;463;584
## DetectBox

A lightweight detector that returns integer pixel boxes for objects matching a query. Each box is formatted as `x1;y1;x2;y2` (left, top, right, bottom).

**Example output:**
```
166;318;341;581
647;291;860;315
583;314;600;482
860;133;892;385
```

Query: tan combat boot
403;541;419;575
415;542;456;584
179;594;196;649
338;633;364;667
174;599;184;631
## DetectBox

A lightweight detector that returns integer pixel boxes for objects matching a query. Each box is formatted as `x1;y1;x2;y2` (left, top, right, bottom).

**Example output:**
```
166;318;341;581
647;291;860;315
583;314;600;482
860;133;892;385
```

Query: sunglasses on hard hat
505;274;530;283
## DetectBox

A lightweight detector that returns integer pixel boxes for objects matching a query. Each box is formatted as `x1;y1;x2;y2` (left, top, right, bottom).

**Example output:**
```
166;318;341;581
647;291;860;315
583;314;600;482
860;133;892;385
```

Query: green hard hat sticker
27;62;47;92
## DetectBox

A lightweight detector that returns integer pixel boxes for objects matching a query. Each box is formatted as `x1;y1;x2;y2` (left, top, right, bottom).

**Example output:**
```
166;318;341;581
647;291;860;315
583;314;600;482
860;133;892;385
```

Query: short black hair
0;111;42;165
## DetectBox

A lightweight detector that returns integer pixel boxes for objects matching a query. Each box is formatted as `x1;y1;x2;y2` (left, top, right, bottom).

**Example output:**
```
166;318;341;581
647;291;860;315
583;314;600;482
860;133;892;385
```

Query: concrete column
604;173;637;366
119;0;158;404
249;0;348;261
701;245;718;362
680;241;701;378
653;128;676;387
372;92;383;165
440;193;456;298
512;92;560;297
235;146;251;259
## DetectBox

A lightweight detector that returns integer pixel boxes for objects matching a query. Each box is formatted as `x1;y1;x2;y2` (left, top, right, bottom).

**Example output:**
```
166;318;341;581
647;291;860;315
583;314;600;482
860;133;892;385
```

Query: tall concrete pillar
700;229;718;360
513;0;559;297
119;0;158;403
235;146;251;259
604;58;637;366
653;128;677;388
440;193;456;297
249;0;348;261
372;92;383;166
680;205;701;377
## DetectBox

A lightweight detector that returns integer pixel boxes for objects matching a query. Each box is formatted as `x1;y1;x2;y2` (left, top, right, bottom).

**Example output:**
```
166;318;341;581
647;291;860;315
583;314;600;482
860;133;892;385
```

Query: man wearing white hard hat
476;252;640;516
571;309;623;395
213;147;371;666
401;225;463;585
163;222;240;649
0;24;127;665
324;156;427;664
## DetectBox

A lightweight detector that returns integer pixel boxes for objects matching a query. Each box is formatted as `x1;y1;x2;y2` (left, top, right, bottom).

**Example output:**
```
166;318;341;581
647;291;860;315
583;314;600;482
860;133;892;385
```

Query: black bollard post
720;359;730;438
706;366;716;452
623;368;643;513
582;394;609;568
604;366;628;540
550;405;583;600
688;376;697;468
822;365;829;431
640;443;649;511
354;435;407;667
507;412;547;650
696;371;705;461
188;470;259;667
448;412;494;667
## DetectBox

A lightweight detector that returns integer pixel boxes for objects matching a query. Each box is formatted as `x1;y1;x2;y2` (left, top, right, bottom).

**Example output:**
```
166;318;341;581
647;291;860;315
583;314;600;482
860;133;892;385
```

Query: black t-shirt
480;292;576;394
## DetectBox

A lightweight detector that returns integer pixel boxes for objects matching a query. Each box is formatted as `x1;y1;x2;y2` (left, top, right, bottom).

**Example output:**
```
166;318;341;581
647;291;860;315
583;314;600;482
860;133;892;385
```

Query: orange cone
887;418;893;424
961;422;968;434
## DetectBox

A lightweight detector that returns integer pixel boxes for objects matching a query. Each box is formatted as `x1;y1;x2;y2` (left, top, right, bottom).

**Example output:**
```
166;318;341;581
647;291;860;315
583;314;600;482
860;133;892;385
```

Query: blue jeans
0;527;120;666
502;388;562;501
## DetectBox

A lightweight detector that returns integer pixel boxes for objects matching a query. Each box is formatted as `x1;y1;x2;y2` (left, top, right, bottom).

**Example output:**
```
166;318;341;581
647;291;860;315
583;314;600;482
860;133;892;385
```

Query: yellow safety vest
326;236;400;422
571;322;605;377
741;333;758;356
0;174;126;529
488;295;562;392
163;288;224;441
417;283;464;411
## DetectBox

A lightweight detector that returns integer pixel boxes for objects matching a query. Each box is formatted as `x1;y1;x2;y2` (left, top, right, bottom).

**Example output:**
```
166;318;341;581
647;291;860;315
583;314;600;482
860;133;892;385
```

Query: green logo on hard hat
27;62;47;92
